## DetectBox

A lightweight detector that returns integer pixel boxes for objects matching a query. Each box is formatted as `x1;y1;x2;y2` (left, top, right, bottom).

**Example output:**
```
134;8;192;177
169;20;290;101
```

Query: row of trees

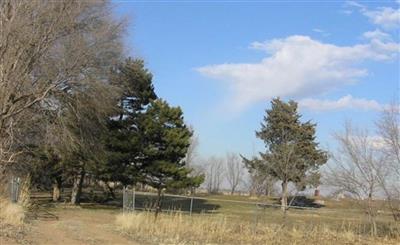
197;153;278;196
1;0;122;194
202;153;245;195
0;0;203;212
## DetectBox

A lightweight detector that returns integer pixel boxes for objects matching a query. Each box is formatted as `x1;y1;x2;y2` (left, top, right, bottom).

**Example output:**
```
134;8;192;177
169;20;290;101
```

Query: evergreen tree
139;99;204;216
247;98;327;212
99;58;157;191
100;58;203;208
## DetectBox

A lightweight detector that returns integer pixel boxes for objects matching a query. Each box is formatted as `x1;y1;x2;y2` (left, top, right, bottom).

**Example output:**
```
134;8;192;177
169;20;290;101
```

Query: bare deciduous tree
376;103;400;221
325;122;385;235
184;132;205;194
204;156;224;194
244;171;276;197
185;131;199;169
242;156;277;197
225;153;244;195
0;0;123;169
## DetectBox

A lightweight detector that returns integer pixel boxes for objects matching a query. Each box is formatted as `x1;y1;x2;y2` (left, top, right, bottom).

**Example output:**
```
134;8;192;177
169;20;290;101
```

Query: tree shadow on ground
76;191;221;214
132;194;221;214
271;195;325;209
30;190;221;214
26;202;59;221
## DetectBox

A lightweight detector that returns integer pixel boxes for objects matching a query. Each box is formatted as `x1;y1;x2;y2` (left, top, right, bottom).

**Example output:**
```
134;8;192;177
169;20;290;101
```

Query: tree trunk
265;184;270;197
154;188;162;219
71;169;85;205
367;196;377;236
106;182;116;199
281;180;288;212
386;196;400;221
52;177;62;202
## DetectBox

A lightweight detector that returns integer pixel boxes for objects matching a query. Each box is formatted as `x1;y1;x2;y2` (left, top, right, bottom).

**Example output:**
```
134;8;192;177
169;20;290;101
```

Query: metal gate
122;188;196;215
10;176;20;203
122;187;136;212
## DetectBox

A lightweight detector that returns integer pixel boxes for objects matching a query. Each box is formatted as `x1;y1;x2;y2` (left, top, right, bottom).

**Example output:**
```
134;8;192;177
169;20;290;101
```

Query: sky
113;0;400;159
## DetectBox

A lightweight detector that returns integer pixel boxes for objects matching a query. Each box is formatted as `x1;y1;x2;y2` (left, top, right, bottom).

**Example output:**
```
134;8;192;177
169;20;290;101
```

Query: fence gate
10;176;20;203
122;188;196;215
123;187;136;212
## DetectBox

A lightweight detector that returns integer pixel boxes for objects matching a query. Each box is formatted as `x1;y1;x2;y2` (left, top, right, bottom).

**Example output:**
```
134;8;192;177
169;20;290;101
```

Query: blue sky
113;1;399;159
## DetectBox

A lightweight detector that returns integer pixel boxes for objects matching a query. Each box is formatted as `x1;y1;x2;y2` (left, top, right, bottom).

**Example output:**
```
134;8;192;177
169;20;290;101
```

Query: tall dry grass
0;176;30;241
116;212;400;245
0;198;28;243
0;198;25;226
0;176;31;224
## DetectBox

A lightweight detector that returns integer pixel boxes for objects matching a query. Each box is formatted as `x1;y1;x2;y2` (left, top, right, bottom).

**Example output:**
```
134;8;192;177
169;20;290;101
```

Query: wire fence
121;188;398;230
23;186;398;240
123;188;198;215
122;188;326;217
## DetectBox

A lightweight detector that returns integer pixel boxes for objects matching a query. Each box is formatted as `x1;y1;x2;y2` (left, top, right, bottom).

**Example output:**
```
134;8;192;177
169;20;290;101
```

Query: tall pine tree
99;58;157;192
139;99;203;216
100;58;203;210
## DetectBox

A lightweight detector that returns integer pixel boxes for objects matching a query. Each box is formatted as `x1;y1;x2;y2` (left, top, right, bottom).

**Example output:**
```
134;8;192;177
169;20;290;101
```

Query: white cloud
298;95;384;112
197;35;399;111
312;28;324;33
312;28;330;36
346;1;400;30
362;29;391;41
345;1;365;9
368;135;387;149
355;135;388;150
341;9;353;15
364;7;400;30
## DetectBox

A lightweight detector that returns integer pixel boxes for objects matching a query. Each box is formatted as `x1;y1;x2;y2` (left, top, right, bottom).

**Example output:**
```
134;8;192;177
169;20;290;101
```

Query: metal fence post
132;187;135;212
10;176;14;203
123;186;126;213
10;176;20;203
16;177;20;202
190;196;194;216
253;203;258;233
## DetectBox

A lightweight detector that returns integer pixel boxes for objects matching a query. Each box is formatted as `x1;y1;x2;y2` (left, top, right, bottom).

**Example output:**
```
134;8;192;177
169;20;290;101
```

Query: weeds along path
25;204;137;245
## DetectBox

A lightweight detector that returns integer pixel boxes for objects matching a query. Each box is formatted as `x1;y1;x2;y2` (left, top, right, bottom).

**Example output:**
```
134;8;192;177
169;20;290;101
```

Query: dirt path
8;205;138;245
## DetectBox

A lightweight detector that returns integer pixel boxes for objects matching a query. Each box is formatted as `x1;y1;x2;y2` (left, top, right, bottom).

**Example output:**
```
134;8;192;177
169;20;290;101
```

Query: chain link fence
123;188;200;215
121;188;396;233
122;188;399;234
122;188;325;220
9;176;21;203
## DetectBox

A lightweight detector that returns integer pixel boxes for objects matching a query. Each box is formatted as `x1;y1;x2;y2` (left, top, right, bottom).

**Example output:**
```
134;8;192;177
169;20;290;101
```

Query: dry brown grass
0;178;31;243
0;198;27;243
116;212;400;245
0;198;25;226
